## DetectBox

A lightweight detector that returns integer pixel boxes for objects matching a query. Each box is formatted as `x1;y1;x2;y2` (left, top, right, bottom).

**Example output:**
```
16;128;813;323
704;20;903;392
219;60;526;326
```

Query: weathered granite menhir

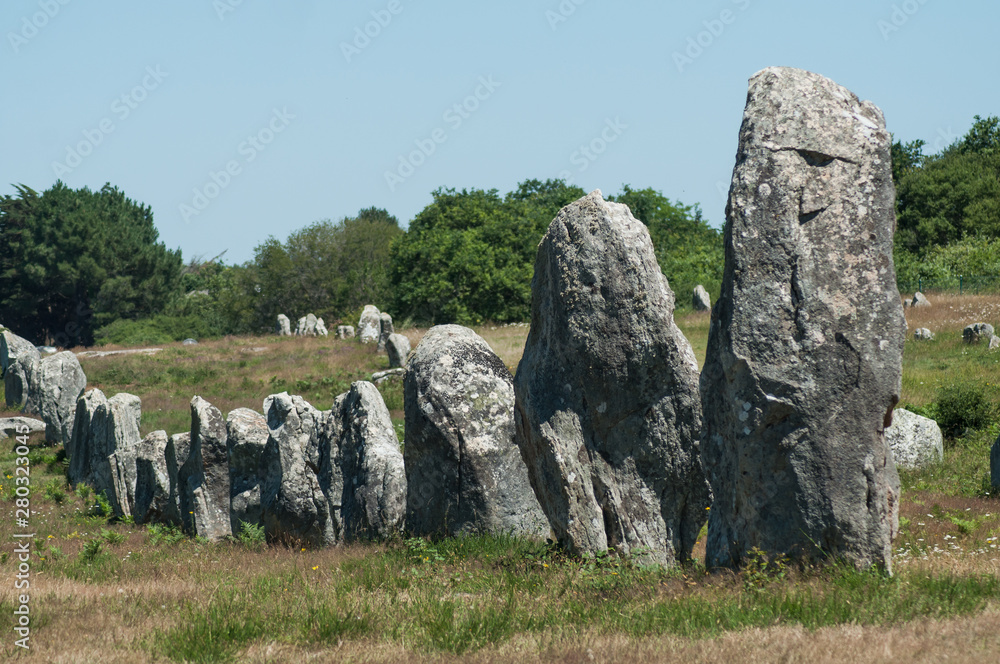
701;67;905;572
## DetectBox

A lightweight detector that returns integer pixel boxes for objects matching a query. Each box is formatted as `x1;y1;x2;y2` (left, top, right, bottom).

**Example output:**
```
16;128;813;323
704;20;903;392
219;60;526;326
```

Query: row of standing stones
274;307;412;368
0;66;977;570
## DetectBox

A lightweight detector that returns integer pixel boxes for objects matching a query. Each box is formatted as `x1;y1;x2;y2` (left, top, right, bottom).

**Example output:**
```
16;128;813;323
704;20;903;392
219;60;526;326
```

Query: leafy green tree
890;138;925;185
0;181;182;346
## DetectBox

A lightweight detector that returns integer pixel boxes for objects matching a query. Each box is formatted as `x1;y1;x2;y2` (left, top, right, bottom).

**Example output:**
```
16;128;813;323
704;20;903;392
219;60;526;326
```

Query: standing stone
178;397;231;541
701;67;905;572
227;408;270;535
276;314;292;336
964;323;995;344
693;285;712;312
316;318;329;337
514;191;708;565
71;392;142;518
2;330;40;410
991;336;1000;350
377;313;394;352
358;305;381;344
259;393;337;546
911;292;931;308
337;325;356;340
386;333;411;368
296;313;320;337
913;328;934;341
334;381;406;540
406;325;549;538
67;389;106;488
885;409;943;470
24;351;87;445
133;431;182;526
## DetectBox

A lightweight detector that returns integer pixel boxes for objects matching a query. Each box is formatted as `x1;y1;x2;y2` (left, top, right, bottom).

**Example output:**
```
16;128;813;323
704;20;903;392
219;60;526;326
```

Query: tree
0;181;183;346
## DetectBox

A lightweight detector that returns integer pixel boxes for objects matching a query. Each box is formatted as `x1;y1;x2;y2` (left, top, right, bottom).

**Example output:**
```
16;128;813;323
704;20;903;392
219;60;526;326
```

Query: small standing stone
358;306;381;344
964;323;995;344
885;409;943;470
386;333;411;368
693;284;712;311
911;292;931;308
913;328;934;341
337;325;356;340
377;313;394;352
991;336;1000;350
276;314;292;336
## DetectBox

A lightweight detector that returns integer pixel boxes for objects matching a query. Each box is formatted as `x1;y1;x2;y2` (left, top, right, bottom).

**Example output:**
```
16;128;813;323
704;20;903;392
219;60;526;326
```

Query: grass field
2;295;1000;662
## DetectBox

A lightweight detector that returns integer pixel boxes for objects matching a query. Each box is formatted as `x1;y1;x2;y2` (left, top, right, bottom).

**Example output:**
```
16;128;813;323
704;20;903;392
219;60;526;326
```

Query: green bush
935;384;994;438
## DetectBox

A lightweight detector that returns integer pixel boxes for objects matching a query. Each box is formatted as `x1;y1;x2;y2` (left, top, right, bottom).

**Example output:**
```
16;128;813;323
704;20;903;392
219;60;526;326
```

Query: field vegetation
2;294;1000;662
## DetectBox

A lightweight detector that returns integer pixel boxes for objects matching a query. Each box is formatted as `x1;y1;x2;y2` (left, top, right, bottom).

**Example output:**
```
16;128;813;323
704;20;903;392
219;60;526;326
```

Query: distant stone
25;351;87;445
377;313;394;352
885;409;943;470
2;329;40;410
386;333;411;368
296;313;321;337
963;323;995;344
182;338;198;346
371;368;405;384
227;408;270;536
693;284;712;311
406;325;549;538
178;397;232;541
337;325;355;340
36;346;58;355
514;191;708;565
133;431;181;526
700;67;904;572
358;306;381;344
911;292;931;308
913;328;934;341
316;318;329;337
0;417;45;440
276;314;292;336
991;335;1000;351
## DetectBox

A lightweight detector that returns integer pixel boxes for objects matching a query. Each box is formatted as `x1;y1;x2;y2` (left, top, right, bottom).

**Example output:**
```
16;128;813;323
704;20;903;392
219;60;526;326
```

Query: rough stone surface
358;306;381;344
372;368;405;384
701;67;905;572
513;191;708;565
25;351;87;445
963;323;995;344
914;328;934;341
885;409;943;470
693;285;712;312
227;408;270;535
386;333;411;368
276;314;292;336
334;381;406;540
133;431;181;526
406;324;549;538
2;329;40;410
316;317;329;337
337;325;356;340
178;397;231;541
0;417;45;440
296;313;321;337
991;335;1000;351
260;393;337;546
911;292;931;308
377;313;394;352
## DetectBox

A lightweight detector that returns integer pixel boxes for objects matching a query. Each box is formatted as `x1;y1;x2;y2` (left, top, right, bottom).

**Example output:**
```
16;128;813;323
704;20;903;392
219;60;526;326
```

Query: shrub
935;384;994;438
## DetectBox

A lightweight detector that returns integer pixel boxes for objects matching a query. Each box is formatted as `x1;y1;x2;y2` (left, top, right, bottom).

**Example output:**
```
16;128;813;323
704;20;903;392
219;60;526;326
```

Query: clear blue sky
2;0;997;264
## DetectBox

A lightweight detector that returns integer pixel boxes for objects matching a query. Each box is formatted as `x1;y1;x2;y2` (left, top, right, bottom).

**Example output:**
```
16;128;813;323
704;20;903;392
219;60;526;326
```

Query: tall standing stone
2;330;40;410
25;351;87;445
513;191;709;565
406;325;549;537
133;431;181;526
276;314;292;336
386;333;411;368
358;306;381;344
178;397;232;540
701;67;905;572
227;408;270;535
377;313;394;352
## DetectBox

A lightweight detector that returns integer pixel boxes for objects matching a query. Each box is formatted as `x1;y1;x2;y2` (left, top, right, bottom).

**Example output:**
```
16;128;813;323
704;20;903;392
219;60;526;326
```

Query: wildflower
312;566;319;570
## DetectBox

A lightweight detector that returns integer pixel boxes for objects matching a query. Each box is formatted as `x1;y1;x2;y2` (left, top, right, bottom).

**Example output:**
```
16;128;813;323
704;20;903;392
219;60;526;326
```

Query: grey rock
963;323;995;344
316;318;329;337
914;328;934;341
296;313;320;337
377;313;394;352
358;305;381;344
259;393;337;546
36;346;58;355
0;417;45;440
991;335;1000;350
701;67;905;572
334;381;406;540
337;325;356;340
513;191;708;565
371;368;405;384
25;351;87;445
276;314;292;336
227;408;270;535
386;333;411;368
406;325;548;538
2;329;40;410
885;409;943;470
911;292;931;308
182;338;198;346
178;397;231;541
693;284;712;312
133;431;182;526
